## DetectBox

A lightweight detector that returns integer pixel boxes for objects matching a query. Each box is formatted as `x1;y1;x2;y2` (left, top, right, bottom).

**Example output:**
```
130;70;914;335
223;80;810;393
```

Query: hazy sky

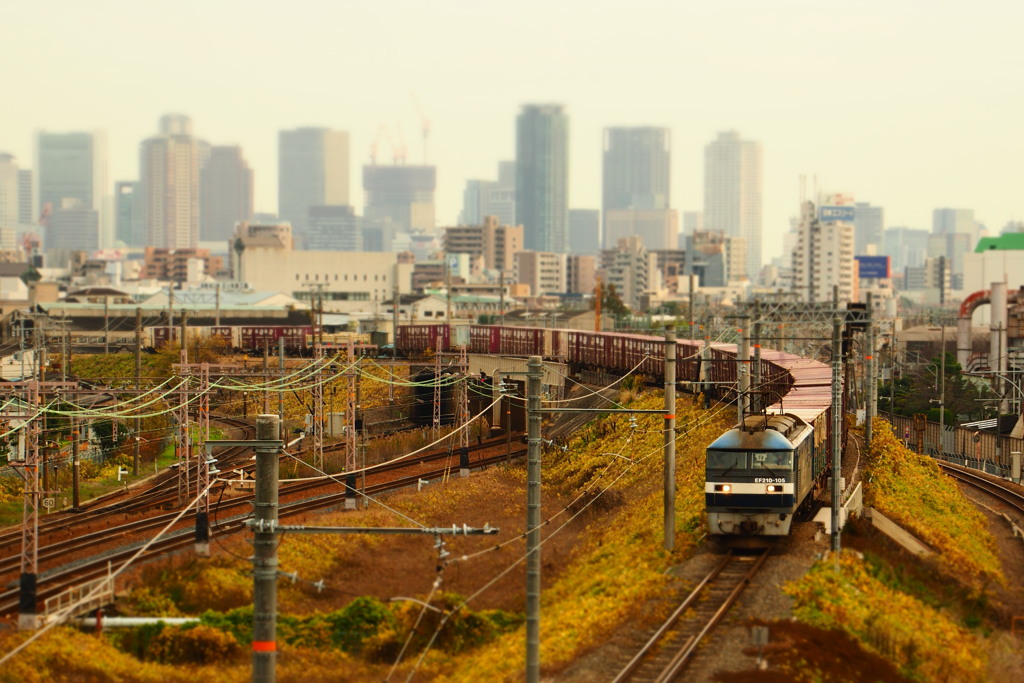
3;0;1022;261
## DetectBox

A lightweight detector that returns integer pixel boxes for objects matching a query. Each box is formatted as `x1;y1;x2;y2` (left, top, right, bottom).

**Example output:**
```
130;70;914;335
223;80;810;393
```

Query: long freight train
396;323;833;538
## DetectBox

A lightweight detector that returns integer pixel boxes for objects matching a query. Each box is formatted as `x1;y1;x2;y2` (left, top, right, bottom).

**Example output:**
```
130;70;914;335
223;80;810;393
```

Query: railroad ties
612;549;770;683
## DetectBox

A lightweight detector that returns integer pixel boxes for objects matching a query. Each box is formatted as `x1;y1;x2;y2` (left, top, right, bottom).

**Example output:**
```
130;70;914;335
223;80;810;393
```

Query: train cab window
752;451;792;471
707;450;746;471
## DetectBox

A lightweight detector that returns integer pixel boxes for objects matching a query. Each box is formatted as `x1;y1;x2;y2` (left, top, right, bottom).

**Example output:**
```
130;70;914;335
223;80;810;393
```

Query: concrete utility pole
865;294;875;451
526;362;671;677
752;315;763;416
278;338;285;422
458;344;470;477
831;314;843;553
345;342;358;509
663;327;676;552
737;317;750;426
525;355;543;683
103;297;110;355
251;415;282;683
243;413;495;683
134;307;142;476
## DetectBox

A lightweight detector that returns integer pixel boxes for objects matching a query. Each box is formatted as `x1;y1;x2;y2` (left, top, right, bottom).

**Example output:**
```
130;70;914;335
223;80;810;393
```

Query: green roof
975;233;1024;252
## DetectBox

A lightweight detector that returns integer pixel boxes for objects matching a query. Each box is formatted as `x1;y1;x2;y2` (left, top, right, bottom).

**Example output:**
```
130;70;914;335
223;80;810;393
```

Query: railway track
0;440;527;616
937;462;1024;516
0;417;257;556
612;550;770;683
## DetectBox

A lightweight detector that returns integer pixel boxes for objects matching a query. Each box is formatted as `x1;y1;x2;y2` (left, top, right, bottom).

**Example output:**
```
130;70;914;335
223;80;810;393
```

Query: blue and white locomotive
706;411;830;537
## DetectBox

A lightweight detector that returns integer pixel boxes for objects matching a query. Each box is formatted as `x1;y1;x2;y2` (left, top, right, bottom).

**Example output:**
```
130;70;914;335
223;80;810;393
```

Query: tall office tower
278;127;350;236
460;160;516;227
115;181;145;247
140;115;201;249
37;130;108;245
18;169;33;225
791;200;855;303
0;154;18;228
306;205;362;251
882;227;929;272
47;198;99;252
932;208;975;237
703;130;763;281
602;127;671;246
568;209;600;255
362;165;436;247
604;209;679;251
200;146;253;241
853;202;884;255
516;104;568;253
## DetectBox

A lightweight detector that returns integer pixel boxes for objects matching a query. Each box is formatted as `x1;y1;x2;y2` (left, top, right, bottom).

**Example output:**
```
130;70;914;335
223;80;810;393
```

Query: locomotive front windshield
752;451;792;471
707;450;793;472
706;450;747;471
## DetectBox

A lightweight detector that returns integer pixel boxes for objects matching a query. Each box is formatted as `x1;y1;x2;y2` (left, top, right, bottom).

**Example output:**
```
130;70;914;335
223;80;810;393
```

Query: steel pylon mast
432;350;442;432
346;342;357;473
456;344;470;477
312;342;324;472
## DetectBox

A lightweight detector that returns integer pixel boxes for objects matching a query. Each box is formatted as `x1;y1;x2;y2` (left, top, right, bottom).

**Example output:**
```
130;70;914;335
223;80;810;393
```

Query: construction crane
369;124;400;166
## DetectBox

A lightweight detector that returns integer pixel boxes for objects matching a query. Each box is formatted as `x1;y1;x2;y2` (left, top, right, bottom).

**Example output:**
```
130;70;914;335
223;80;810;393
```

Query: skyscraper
516;104;568;253
278;127;349;236
602;128;670;212
0;154;18;229
932;208;975;236
363;165;436;249
140;114;201;249
568;209;600;255
37;130;108;245
703;130;763;281
18;169;33;225
48;198;99;253
459;160;515;227
200;146;253;242
791;200;854;303
115;181;145;247
853;202;885;255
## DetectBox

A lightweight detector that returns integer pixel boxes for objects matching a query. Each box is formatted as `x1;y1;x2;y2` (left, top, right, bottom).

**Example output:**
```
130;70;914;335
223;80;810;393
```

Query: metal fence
886;414;1020;478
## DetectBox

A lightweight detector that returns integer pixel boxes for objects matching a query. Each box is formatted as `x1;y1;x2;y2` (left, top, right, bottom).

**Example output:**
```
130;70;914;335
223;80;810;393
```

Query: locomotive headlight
714;484;732;493
766;485;780;493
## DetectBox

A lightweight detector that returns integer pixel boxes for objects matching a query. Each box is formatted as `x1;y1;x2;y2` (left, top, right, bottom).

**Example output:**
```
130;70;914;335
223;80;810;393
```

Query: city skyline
2;1;1022;263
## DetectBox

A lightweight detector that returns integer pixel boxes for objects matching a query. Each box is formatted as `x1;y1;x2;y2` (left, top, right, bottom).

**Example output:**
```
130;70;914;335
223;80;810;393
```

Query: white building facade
703;131;763;282
791;200;855;303
231;222;412;313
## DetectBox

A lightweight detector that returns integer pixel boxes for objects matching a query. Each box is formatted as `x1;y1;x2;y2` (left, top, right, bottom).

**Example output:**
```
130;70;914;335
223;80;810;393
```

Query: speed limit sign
42;498;55;509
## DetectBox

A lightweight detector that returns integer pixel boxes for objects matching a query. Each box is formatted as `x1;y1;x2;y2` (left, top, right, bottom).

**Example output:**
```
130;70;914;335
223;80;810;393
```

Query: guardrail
886;414;1017;478
43;571;115;620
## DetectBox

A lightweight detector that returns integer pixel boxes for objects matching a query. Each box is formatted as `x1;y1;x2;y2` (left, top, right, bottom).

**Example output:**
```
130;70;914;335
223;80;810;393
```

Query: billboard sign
819;205;855;223
855;255;891;279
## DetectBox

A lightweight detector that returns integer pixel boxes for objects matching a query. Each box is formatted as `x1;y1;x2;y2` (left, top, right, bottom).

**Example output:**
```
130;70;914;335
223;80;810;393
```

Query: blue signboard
855;255;891;279
819;205;855;222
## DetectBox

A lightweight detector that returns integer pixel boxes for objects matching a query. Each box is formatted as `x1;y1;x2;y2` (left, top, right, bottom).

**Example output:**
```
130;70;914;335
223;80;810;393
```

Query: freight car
397;322;833;539
144;325;314;353
396;323;794;405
